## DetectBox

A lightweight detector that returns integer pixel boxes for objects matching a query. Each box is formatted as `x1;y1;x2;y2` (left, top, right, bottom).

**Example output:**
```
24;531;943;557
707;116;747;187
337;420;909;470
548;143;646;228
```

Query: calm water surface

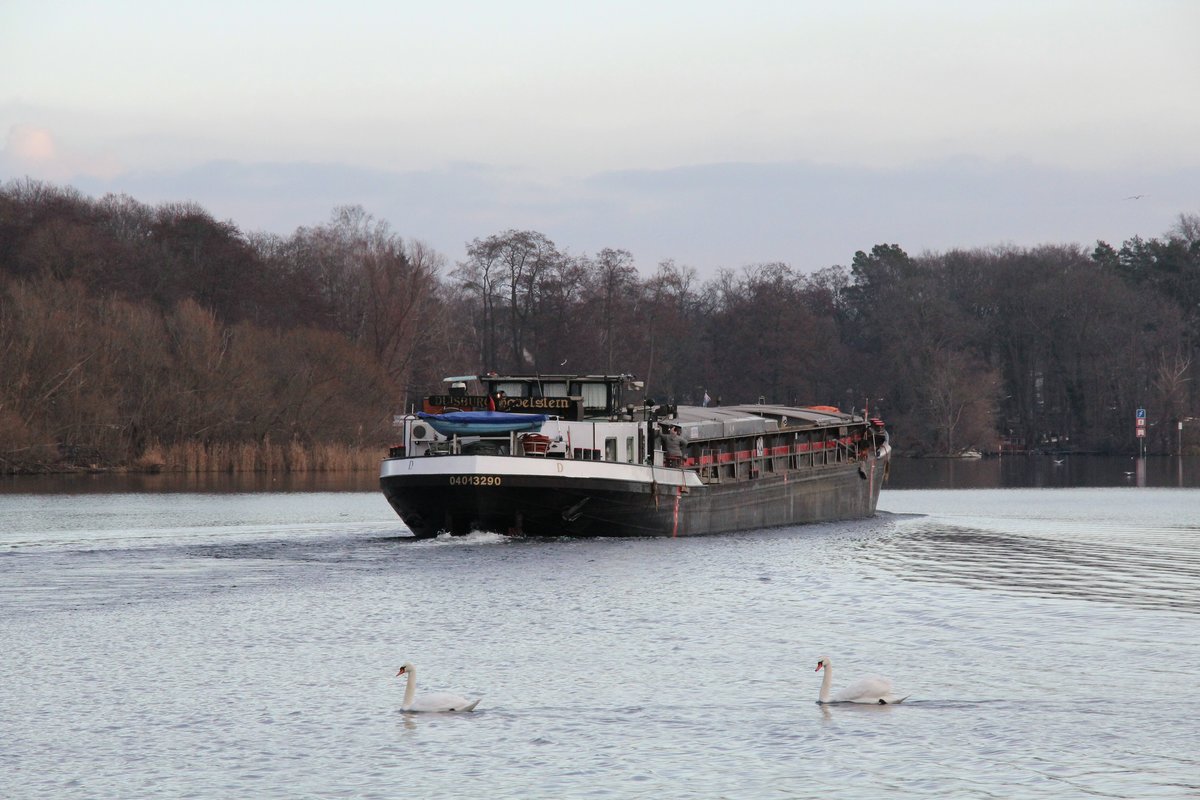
2;467;1198;798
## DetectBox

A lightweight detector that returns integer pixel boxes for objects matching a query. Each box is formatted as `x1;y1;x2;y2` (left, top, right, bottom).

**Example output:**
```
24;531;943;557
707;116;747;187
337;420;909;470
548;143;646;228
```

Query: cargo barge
380;373;890;538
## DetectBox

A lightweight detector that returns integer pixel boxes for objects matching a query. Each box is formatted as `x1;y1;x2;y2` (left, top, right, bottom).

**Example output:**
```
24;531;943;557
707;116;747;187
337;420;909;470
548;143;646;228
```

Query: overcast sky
2;0;1197;275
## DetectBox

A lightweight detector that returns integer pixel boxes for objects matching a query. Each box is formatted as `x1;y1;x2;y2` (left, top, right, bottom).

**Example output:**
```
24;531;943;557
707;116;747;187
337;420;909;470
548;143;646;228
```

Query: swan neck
819;664;832;703
402;667;416;709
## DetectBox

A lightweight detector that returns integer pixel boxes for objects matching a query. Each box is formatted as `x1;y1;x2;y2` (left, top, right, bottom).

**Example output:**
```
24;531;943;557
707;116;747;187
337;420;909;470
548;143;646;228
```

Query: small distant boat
957;449;983;459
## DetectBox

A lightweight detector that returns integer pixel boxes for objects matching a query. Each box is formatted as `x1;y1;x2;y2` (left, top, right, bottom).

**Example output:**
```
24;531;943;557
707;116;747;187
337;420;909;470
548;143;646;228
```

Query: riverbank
1;439;385;476
0;469;380;494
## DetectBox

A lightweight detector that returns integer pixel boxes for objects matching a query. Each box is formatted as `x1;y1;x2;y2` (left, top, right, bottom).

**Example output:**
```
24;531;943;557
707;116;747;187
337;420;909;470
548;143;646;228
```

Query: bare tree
453;230;561;371
589;248;638;372
453;236;506;369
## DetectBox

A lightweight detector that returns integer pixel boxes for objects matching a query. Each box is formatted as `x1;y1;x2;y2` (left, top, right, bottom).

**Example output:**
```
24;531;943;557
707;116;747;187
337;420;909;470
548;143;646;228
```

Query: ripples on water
871;492;1200;615
1;486;1198;799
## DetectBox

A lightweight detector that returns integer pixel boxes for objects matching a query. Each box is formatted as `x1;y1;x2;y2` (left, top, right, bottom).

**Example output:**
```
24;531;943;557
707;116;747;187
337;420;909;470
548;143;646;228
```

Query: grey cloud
56;157;1199;276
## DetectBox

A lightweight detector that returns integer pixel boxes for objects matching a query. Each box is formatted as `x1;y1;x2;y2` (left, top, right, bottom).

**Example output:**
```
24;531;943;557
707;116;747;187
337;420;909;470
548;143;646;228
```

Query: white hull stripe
381;455;704;488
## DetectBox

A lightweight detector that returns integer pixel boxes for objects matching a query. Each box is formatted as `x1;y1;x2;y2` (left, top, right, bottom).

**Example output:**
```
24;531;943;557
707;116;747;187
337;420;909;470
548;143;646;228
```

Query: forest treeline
2;177;1199;473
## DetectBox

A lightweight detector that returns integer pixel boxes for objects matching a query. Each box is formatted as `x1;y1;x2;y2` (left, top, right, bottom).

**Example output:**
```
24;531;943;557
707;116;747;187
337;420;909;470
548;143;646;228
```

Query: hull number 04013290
449;475;502;486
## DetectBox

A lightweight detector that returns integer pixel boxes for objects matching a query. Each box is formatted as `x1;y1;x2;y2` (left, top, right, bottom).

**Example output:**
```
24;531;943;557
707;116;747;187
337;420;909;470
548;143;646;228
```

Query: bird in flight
1124;194;1147;200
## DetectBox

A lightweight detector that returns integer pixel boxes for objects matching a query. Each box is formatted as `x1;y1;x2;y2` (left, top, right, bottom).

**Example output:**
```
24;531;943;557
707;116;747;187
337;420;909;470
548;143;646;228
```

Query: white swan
396;662;481;712
815;656;908;704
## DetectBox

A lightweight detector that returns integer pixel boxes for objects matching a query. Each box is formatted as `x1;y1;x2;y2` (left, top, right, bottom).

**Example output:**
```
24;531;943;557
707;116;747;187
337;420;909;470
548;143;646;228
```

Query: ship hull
380;450;887;538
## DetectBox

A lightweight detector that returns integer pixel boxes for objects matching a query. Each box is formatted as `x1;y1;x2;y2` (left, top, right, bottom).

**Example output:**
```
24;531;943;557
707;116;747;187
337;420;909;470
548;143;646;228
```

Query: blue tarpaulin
417;411;548;435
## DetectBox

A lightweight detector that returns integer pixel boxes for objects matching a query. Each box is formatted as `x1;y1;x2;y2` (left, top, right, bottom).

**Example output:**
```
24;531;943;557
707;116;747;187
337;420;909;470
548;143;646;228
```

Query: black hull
380;456;886;538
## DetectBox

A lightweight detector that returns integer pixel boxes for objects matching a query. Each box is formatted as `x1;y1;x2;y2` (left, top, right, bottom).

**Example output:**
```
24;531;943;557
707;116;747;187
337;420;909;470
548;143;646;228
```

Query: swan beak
815;663;824;672
396;668;406;677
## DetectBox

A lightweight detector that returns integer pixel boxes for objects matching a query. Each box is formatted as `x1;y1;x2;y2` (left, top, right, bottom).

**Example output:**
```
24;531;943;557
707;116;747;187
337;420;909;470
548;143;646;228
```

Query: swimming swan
815;656;908;704
396;662;481;712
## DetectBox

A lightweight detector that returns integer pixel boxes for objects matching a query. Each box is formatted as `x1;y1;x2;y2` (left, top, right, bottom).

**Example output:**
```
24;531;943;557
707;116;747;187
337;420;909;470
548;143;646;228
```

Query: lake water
2;461;1198;798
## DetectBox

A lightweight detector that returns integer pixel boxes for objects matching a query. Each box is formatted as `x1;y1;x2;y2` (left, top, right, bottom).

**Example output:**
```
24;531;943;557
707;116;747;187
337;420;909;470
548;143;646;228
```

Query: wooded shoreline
6;440;383;476
3;178;1198;472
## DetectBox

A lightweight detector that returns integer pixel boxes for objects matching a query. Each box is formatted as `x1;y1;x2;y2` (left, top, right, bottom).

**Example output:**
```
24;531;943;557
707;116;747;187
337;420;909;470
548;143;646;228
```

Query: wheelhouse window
571;381;610;413
491;381;528;398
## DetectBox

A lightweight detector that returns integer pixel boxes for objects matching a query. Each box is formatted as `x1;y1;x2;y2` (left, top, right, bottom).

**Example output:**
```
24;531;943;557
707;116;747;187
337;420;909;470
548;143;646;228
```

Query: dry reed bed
137;440;381;473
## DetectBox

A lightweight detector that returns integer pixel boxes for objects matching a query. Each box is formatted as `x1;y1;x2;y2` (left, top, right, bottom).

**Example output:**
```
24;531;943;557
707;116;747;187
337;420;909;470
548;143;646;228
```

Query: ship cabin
422;372;642;422
393;373;885;485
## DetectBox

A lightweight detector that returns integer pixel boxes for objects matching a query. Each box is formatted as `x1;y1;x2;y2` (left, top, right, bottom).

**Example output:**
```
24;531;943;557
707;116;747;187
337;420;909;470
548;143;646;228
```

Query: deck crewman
659;422;688;468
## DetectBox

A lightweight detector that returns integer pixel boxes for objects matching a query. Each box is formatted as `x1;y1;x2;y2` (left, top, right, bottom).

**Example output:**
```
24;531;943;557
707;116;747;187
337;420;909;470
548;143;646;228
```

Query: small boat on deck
379;373;891;538
417;411;548;436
